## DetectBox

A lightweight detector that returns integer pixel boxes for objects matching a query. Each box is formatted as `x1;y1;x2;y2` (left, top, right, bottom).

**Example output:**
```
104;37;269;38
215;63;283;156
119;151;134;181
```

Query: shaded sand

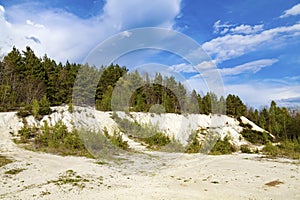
0;125;299;200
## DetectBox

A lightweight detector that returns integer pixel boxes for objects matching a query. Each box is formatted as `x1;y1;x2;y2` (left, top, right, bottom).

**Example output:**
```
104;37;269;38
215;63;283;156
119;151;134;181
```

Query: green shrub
262;142;280;157
0;155;13;167
112;113;171;149
68;103;74;113
277;139;300;159
16;105;32;118
4;168;25;175
15;121;91;157
185;131;201;153
160;139;185;153
39;96;51;116
240;145;252;154
143;132;171;149
79;129;121;159
18;125;37;143
210;136;237;155
240;129;271;145
103;129;128;150
17;96;51;119
32;99;40;119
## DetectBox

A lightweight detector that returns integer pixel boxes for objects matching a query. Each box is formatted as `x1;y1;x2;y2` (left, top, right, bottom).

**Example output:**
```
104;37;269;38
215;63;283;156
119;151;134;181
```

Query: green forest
0;46;299;143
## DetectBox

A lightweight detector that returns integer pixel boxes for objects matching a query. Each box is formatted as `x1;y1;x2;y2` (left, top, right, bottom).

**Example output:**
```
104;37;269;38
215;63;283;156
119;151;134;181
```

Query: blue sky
0;0;300;108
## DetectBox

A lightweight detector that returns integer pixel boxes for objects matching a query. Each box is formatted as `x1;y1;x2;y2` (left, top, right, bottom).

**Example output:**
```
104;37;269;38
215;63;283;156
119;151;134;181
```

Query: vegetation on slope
0;155;13;167
209;136;237;155
1;46;299;158
15;121;91;157
111;113;173;150
262;140;300;159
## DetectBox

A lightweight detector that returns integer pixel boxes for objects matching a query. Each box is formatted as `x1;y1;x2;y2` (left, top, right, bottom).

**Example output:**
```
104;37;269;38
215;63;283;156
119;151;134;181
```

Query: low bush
17;125;38;142
160;139;185;153
79;129;123;159
240;129;271;145
0;155;13;167
68;103;74;113
16;105;32;118
262;142;280;157
143;132;171;149
240;144;252;154
103;129;129;150
185;131;201;153
4;168;25;175
262;139;300;159
15;121;91;157
210;136;237;155
16;96;51;119
112;113;171;149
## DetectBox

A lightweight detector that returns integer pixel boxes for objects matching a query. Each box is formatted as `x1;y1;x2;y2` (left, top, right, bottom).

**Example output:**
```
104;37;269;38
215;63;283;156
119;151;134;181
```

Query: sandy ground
0;112;300;199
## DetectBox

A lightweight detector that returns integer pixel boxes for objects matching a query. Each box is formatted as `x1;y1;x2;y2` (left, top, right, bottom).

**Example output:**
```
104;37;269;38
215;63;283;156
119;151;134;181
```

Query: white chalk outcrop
0;106;269;151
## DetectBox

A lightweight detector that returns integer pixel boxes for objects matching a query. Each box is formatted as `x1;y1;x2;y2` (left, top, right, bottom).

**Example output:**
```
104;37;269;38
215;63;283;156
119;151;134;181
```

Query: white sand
0;110;299;199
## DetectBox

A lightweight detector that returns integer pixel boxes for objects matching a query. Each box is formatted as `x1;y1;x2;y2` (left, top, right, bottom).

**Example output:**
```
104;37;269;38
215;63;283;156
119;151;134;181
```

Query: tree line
0;46;299;141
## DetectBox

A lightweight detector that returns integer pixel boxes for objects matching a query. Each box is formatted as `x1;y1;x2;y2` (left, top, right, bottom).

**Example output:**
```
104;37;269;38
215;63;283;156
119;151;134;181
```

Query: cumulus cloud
220;59;278;76
213;20;235;34
213;20;263;35
280;3;300;18
0;0;182;63
203;23;300;63
229;24;264;35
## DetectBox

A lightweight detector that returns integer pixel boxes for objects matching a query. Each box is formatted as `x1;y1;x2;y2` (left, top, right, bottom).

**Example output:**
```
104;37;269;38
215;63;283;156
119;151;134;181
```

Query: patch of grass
112;113;172;150
5;168;25;175
40;191;51;196
185;131;201;153
262;139;300;159
240;145;253;154
160;139;185;153
48;169;89;189
210;136;237;155
79;129;123;160
143;132;171;150
265;180;284;187
15;121;93;158
0;155;13;167
95;160;108;165
103;129;128;150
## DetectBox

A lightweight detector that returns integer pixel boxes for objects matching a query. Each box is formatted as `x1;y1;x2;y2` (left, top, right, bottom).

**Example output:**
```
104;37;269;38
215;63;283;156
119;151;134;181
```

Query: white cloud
185;73;300;107
224;81;300;108
213;20;235;34
0;0;182;63
220;59;278;76
280;3;300;18
203;23;300;63
121;31;132;38
213;20;263;35
102;0;181;30
168;63;195;73
26;19;45;28
229;24;264;35
167;60;217;74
